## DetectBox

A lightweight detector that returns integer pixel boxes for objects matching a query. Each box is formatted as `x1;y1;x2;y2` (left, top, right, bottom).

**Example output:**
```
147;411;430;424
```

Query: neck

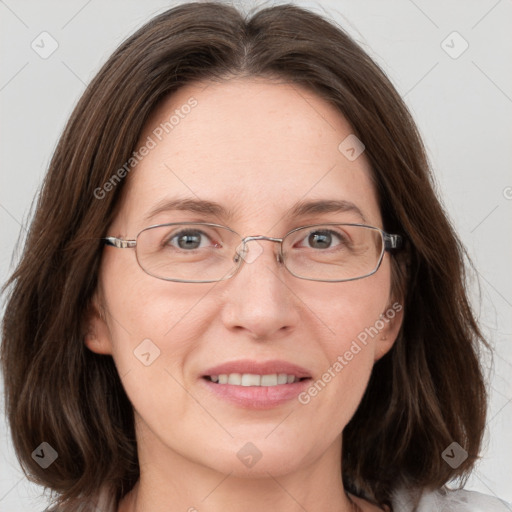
118;436;363;512
121;484;363;512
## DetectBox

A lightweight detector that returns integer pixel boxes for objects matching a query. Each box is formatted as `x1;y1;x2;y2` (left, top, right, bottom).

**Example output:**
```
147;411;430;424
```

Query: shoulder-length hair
1;2;489;510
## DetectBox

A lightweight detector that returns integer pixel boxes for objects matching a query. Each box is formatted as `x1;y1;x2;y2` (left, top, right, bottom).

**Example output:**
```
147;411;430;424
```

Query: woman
1;2;510;511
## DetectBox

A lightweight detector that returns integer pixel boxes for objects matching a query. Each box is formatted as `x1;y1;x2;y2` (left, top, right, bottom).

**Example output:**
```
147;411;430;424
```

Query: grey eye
303;230;344;249
168;230;210;250
308;231;332;249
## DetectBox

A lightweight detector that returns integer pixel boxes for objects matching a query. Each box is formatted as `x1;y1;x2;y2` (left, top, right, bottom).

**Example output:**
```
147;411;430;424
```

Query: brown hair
1;2;489;510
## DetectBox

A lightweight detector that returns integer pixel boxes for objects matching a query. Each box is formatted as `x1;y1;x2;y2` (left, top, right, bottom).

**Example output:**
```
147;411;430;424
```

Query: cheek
98;251;220;389
98;274;214;439
297;261;392;419
101;245;214;335
306;258;392;350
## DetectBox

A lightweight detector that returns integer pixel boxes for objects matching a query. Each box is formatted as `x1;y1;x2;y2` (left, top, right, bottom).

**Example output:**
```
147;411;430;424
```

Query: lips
200;359;312;409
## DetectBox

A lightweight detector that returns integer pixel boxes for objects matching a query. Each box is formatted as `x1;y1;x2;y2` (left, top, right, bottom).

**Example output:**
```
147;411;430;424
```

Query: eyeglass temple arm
384;233;402;251
103;237;137;249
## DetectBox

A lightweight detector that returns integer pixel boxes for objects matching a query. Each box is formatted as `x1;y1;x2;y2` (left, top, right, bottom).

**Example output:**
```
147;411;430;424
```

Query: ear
373;301;404;362
83;293;114;355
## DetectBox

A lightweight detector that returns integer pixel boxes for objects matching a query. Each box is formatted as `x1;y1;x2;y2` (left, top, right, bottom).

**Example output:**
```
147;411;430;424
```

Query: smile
204;373;308;386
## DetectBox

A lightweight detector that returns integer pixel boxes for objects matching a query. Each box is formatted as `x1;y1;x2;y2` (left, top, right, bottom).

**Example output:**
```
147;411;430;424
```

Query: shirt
391;485;511;511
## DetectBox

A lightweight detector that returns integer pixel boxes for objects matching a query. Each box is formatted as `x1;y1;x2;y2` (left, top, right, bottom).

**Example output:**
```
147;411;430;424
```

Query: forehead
115;77;381;233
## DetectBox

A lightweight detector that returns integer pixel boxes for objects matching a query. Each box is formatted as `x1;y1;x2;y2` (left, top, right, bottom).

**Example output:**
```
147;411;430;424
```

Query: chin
197;438;313;478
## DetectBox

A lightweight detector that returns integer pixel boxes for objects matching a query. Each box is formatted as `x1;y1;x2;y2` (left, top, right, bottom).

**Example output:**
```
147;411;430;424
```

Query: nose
220;239;301;339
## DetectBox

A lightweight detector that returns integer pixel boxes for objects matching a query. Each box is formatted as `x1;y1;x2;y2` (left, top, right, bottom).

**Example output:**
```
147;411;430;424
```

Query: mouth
200;360;313;409
203;373;310;386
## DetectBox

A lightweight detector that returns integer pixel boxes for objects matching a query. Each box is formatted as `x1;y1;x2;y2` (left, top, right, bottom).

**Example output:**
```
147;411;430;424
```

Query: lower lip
201;378;312;409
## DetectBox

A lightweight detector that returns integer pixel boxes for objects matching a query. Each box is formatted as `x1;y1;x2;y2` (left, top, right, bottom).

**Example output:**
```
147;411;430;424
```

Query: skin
86;77;402;512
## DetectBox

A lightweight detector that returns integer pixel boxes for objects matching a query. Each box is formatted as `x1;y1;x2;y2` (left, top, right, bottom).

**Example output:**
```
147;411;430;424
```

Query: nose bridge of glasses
242;235;283;244
235;235;284;264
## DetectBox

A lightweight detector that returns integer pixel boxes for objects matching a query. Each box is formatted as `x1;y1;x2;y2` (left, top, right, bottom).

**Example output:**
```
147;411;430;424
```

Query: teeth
228;373;242;385
261;374;277;386
277;373;288;384
241;374;260;386
208;373;301;386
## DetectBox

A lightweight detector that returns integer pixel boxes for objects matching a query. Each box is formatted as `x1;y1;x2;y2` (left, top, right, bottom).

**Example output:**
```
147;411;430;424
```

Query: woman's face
87;77;401;478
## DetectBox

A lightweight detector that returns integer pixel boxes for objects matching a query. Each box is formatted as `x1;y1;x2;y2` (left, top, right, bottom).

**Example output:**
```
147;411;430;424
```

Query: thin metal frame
103;222;402;283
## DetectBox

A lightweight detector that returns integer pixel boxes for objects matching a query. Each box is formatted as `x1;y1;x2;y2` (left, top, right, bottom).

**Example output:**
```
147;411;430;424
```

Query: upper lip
202;359;312;379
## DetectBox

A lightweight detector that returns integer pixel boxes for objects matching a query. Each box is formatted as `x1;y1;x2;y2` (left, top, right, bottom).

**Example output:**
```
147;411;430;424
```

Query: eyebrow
288;199;367;223
144;197;233;222
144;197;367;224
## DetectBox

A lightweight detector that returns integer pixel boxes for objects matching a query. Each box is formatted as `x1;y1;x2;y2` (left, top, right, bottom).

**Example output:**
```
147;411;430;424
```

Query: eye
298;229;347;250
166;229;216;250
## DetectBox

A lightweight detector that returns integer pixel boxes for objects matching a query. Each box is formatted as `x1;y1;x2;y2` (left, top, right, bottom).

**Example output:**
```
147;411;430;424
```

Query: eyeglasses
103;222;402;283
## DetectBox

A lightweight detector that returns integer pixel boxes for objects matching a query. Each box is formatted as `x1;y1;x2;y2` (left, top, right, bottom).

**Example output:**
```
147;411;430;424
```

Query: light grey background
1;0;511;510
